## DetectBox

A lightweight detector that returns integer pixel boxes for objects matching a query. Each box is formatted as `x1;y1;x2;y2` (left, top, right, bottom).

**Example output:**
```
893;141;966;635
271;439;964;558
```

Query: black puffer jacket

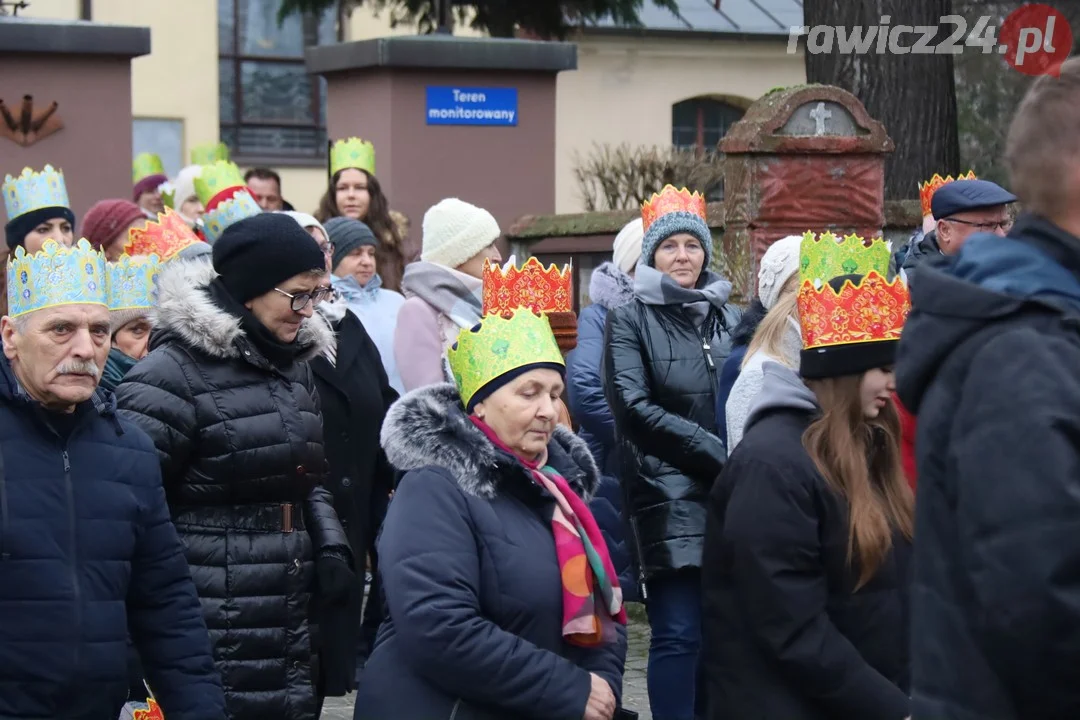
115;260;351;720
602;273;740;583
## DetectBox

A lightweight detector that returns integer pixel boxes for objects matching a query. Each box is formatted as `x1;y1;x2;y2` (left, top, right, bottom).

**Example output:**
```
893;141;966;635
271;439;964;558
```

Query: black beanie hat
212;213;327;303
5;206;77;250
799;273;899;380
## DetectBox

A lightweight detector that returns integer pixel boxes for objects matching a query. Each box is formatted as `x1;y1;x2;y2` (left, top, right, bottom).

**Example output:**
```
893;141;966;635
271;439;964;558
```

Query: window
133;118;184;177
672;97;745;154
219;0;336;161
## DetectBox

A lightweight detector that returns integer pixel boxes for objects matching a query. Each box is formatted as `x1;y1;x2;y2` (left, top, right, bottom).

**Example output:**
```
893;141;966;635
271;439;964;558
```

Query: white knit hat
171;165;202;220
757;235;802;310
421;198;501;269
612;218;644;274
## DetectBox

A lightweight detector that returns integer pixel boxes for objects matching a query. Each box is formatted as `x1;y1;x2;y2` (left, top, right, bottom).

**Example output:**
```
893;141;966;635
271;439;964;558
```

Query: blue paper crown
8;239;107;318
202;190;262;244
107;253;161;312
3;165;70;221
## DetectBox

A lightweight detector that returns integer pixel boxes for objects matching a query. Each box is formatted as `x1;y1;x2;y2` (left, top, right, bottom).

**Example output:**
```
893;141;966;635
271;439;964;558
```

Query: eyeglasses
945;217;1014;233
273;286;333;312
317;242;331;255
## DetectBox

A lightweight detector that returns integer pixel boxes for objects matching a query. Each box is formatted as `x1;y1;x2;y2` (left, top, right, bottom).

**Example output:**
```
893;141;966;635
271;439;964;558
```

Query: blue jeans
646;570;703;720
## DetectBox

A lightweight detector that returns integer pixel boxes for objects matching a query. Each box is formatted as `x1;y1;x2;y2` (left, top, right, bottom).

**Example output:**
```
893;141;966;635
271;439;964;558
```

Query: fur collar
381;383;601;501
152;258;335;362
588;262;635;311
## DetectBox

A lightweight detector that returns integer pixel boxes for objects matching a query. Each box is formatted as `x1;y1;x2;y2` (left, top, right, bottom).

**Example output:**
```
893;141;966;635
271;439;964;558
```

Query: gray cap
324;216;378;271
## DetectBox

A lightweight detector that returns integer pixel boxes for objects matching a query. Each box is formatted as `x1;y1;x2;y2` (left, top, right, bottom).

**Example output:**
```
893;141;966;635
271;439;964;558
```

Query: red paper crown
482;257;573;318
124;208;202;260
797;271;910;351
132;698;164;720
641;185;706;233
919;170;976;218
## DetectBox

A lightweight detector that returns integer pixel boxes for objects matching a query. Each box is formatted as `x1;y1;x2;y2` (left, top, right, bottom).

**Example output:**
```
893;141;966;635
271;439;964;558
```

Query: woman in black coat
116;214;354;720
702;269;914;720
602;186;740;720
288;214;399;701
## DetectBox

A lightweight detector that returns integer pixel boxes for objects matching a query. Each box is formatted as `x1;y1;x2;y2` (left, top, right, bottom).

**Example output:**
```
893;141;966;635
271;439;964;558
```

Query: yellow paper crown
641;185;707;233
7;239;107;318
482;257;573;317
799;231;892;288
107;253;161;312
330;137;376;177
3;165;69;221
133;153;165;183
125;208;203;261
919;170;976;218
447;309;565;409
190;142;230;165
194;161;246;205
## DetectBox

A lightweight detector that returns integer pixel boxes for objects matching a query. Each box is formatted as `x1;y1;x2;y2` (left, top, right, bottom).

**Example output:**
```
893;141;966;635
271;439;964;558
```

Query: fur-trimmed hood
151;257;335;362
588;261;635;311
381;383;601;501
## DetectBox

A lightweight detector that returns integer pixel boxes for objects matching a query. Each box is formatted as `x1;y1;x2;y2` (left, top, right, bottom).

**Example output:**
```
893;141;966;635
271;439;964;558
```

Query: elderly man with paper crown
0;239;224;719
356;306;629;720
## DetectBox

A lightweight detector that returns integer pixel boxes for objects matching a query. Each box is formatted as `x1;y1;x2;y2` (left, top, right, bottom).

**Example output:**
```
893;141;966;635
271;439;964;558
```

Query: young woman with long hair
316;138;410;292
725;234;802;450
701;248;915;720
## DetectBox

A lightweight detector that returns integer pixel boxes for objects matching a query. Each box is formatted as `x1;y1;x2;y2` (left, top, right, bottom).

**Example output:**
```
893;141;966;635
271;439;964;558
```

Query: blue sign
426;86;518;127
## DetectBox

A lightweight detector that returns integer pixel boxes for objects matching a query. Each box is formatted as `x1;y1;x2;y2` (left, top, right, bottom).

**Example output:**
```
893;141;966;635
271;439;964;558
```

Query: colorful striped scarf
471;417;627;646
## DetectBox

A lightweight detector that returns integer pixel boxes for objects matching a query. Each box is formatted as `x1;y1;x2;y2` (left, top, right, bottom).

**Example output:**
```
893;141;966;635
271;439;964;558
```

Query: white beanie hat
277;210;329;243
612;218;644;274
757;235;802;310
421;198;501;269
172;165;202;220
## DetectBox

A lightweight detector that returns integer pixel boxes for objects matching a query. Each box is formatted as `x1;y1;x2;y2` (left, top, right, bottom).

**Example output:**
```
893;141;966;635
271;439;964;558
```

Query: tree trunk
804;0;960;199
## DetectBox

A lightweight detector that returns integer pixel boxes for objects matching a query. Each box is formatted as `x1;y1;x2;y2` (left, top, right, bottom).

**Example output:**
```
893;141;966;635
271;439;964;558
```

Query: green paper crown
133;153;165;183
799;231;891;288
330;137;376;177
191;142;230;165
447;309;565;409
194;161;246;205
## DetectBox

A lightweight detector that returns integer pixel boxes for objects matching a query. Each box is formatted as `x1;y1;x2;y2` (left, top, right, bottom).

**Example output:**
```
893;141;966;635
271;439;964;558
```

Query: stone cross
809;102;832;136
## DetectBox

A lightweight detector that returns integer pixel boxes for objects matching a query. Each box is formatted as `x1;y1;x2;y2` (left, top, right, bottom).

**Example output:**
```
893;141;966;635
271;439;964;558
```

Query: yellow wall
17;2;802;217
556;34;806;213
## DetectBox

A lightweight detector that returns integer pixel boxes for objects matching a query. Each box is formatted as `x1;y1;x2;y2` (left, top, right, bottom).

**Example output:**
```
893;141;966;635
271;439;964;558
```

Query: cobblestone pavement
321;604;653;720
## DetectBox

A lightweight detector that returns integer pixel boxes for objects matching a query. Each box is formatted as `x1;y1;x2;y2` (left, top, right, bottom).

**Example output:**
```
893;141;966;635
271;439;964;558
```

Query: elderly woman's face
653;232;704;289
473;367;563;459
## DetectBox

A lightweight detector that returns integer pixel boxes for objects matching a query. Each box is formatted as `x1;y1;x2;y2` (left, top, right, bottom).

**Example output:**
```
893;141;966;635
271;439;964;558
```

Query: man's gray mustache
56;361;101;379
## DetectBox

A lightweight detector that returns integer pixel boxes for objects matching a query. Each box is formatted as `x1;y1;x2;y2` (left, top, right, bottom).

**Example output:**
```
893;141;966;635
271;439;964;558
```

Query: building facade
13;0;803;218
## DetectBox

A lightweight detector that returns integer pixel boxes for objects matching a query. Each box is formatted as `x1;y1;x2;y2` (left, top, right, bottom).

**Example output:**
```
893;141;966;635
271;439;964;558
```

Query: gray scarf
634;264;732;309
400;261;483;329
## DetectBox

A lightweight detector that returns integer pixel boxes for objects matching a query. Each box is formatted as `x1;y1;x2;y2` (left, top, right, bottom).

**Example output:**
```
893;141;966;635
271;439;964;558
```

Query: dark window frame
218;0;330;166
671;97;745;155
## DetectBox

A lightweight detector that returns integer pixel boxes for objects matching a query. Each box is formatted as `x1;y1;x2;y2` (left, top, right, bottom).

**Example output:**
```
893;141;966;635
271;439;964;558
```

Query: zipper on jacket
63;447;82;677
449;699;462;720
0;454;8;561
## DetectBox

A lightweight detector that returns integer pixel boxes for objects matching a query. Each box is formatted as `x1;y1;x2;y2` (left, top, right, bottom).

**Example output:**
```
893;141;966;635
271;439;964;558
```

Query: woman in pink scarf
355;309;631;720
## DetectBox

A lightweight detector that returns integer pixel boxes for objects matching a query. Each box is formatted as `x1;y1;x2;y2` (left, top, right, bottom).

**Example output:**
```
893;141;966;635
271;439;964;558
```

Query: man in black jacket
896;57;1080;719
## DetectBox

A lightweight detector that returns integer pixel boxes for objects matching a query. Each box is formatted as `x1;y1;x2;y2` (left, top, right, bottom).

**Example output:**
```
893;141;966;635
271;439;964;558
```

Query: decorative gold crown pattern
797;271;911;351
482;257;573;317
124;208;202;261
641;185;706;233
919;170;976;218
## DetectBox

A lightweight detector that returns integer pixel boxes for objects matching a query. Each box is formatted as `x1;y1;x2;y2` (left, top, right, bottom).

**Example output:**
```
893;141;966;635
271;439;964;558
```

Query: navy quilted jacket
0;354;223;719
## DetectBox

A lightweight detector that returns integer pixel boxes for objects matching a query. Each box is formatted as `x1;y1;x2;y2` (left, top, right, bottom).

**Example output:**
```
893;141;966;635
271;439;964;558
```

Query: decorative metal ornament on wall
0;95;64;147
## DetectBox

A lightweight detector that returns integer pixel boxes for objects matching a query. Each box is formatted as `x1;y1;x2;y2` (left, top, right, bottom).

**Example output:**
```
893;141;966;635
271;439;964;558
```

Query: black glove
316;552;354;604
